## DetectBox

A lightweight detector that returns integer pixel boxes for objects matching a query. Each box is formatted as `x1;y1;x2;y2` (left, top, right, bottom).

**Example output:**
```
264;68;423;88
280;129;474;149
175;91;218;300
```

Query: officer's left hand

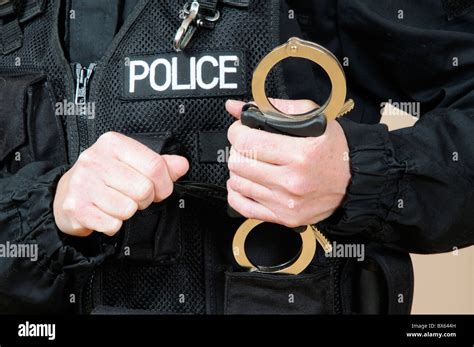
226;99;351;228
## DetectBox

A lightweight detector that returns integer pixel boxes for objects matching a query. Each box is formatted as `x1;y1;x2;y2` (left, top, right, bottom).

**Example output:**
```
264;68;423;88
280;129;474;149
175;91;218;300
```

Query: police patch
123;51;246;99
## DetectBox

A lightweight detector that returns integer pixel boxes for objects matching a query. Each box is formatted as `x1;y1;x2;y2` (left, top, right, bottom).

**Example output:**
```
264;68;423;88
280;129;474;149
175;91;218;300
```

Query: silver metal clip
174;1;221;52
174;1;200;52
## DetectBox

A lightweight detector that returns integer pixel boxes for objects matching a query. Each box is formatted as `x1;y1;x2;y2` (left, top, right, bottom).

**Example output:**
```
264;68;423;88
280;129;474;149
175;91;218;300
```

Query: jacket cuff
0;162;112;312
319;118;406;240
22;164;112;273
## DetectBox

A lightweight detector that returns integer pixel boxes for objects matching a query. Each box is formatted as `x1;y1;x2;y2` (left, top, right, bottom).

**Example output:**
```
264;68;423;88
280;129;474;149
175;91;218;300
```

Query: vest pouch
0;73;67;173
224;267;335;314
114;132;182;263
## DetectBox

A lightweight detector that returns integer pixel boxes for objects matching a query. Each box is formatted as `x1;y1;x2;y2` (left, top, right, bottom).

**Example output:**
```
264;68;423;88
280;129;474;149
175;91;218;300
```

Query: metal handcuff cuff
232;37;355;275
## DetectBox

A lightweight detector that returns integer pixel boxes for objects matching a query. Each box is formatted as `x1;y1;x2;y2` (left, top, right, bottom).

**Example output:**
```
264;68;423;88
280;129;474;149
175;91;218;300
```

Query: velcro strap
365;245;414;314
198;0;219;15
0;0;19;18
221;0;250;8
198;0;249;15
20;0;46;23
0;0;46;54
0;17;22;54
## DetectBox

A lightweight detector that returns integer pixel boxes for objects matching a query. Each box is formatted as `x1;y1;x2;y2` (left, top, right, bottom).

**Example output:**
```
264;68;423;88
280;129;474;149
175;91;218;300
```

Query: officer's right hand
53;132;189;237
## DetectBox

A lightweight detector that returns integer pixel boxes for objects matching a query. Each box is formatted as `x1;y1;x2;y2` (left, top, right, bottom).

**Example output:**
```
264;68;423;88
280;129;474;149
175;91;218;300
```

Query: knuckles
97;131;122;146
230;129;252;153
134;178;155;202
145;155;167;178
105;219;123;235
77;148;97;167
285;175;310;196
157;183;174;201
122;201;139;220
61;196;78;216
291;152;308;167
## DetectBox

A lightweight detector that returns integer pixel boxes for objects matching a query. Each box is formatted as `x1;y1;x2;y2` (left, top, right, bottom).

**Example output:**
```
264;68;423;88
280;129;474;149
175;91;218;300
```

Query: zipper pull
74;63;96;105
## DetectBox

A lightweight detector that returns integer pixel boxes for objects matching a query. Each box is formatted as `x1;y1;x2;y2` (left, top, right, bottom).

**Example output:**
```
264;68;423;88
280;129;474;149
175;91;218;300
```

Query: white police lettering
150;58;172;92
196;56;219;90
219;56;239;89
129;60;149;93
124;51;244;98
172;57;192;90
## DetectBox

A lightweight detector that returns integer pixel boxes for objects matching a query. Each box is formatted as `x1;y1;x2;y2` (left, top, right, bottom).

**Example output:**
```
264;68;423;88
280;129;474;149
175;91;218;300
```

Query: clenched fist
54;132;189;237
226;99;351;228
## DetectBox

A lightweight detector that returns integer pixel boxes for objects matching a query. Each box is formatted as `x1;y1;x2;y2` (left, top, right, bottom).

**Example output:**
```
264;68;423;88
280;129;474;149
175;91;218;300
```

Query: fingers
162;155;190;182
225;99;318;119
54;132;191;238
90;184;138;220
228;172;274;204
99;160;155;209
225;100;246;119
97;132;189;201
228;150;282;188
226;99;319;165
228;121;302;165
71;204;123;237
227;182;278;223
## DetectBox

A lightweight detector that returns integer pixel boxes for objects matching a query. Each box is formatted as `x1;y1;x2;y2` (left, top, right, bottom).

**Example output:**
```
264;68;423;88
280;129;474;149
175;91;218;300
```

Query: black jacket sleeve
287;0;474;253
0;162;112;313
323;110;474;254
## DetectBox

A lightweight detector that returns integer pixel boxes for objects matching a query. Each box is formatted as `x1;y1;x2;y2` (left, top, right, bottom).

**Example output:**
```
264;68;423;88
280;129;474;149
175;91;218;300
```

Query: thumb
226;99;318;120
162;155;190;182
225;99;246;119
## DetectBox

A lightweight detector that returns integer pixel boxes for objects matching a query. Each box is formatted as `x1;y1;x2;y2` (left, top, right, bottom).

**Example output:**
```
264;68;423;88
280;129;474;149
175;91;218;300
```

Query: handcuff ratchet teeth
232;37;354;275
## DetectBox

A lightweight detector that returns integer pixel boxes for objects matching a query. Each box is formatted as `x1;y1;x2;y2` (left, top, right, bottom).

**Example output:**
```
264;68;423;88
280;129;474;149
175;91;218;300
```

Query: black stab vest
0;0;414;314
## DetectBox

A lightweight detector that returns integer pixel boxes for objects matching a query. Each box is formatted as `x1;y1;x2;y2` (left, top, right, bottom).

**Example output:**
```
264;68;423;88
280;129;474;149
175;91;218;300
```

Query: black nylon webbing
20;0;46;23
198;0;249;14
198;0;218;15
0;0;18;17
365;245;414;314
0;17;22;53
0;0;46;54
221;0;249;8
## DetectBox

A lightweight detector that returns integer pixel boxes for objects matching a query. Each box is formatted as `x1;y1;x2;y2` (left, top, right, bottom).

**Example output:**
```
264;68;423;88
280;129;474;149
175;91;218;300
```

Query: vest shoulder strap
0;0;45;55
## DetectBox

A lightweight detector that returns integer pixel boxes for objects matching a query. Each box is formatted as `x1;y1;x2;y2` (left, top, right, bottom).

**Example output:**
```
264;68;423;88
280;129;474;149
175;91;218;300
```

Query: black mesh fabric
0;5;48;71
0;0;71;157
84;0;286;314
0;0;287;314
91;0;285;186
101;206;205;313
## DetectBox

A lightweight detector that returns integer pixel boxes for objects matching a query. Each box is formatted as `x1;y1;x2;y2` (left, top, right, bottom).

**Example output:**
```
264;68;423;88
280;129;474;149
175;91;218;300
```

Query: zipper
73;63;96;154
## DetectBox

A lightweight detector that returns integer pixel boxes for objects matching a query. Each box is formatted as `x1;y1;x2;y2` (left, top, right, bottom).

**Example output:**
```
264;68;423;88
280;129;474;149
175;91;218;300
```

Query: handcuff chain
232;38;356;275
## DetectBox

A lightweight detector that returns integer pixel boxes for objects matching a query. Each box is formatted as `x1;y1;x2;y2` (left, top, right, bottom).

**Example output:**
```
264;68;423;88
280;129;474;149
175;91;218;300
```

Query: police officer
0;0;473;314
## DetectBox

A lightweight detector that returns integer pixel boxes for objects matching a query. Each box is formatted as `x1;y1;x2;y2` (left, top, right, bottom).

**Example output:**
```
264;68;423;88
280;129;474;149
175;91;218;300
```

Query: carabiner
174;1;200;52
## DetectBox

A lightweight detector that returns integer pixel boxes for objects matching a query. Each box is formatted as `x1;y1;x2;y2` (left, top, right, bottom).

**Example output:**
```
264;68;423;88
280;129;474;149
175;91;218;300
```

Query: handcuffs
232;37;354;275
